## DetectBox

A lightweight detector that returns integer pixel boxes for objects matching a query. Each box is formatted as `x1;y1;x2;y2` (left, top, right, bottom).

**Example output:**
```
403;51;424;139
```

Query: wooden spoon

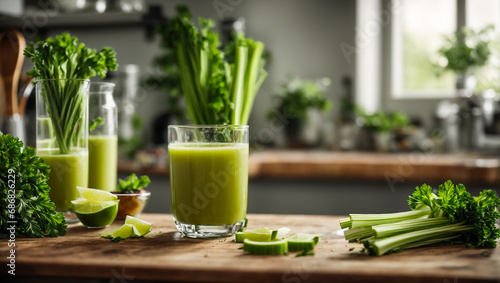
0;30;26;116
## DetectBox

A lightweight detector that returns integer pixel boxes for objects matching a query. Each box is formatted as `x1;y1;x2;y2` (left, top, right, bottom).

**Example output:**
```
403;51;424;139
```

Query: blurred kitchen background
1;0;499;215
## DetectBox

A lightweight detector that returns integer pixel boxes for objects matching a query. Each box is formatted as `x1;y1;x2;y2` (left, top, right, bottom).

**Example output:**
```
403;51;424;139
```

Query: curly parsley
0;133;67;237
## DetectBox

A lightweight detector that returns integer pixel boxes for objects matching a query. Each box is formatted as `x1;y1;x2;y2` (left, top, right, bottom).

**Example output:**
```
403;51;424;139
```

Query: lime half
124;215;153;236
72;187;119;228
72;199;119;228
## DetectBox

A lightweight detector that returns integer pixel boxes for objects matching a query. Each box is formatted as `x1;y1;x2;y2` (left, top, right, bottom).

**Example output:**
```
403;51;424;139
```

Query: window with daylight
390;0;500;98
467;0;500;92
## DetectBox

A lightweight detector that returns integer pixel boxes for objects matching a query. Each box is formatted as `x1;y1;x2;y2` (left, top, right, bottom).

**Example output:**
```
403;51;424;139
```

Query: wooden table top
119;150;500;185
1;213;499;282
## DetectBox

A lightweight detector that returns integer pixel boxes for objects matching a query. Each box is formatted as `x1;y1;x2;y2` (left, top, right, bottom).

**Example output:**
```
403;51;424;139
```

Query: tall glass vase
36;79;90;224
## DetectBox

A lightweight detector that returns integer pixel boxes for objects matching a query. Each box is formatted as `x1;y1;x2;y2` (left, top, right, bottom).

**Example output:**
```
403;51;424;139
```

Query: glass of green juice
88;82;118;191
36;79;90;224
168;125;249;238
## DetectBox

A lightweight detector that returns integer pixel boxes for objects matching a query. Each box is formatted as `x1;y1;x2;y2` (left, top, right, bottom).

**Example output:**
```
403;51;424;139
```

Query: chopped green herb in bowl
111;174;151;219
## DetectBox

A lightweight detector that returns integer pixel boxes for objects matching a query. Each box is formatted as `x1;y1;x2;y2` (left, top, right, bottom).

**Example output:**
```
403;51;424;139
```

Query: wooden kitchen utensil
0;29;26;142
0;29;25;115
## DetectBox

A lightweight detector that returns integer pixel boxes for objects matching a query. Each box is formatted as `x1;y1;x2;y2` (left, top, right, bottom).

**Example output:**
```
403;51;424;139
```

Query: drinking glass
168;125;249;238
88;82;118;191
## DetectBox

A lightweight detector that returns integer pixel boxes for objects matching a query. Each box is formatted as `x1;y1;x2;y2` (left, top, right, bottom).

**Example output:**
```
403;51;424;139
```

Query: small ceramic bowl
112;190;151;219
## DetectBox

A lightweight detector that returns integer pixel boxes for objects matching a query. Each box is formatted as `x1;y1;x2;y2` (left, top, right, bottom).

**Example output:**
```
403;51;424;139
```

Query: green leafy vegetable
24;33;117;154
0;133;67;237
89;117;104;132
116;173;151;193
341;180;500;256
164;6;267;125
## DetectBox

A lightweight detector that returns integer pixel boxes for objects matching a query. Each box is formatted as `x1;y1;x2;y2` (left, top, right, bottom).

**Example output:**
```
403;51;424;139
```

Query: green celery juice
88;135;118;191
39;150;89;211
169;143;249;225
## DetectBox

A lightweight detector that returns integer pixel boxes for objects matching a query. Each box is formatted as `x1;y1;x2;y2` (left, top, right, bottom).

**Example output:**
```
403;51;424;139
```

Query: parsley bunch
0;133;67;237
24;33;117;154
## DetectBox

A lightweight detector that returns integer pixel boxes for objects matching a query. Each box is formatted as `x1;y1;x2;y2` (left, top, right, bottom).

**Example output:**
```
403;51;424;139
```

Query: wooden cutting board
1;213;499;282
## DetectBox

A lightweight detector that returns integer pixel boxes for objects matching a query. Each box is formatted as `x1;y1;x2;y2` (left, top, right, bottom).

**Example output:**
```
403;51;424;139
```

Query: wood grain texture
118;151;500;185
1;213;499;282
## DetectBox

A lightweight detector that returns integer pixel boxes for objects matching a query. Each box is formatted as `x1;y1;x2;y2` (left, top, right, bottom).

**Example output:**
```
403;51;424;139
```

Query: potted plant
437;24;495;92
355;107;410;152
267;77;331;148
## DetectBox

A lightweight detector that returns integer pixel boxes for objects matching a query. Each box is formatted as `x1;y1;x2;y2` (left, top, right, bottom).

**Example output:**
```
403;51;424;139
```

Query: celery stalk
240;41;265;124
368;222;473;256
349;208;431;229
372;217;451;238
339;218;352;229
344;227;374;241
231;46;248;125
165;6;267;125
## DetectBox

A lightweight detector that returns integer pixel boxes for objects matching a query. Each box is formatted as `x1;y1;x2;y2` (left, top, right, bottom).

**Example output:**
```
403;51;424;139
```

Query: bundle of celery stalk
340;180;500;256
164;6;267;125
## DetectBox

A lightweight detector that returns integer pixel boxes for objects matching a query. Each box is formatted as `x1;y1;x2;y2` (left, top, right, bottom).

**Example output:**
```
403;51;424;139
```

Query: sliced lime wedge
124;215;153;237
100;224;140;242
72;199;119;213
77;186;118;202
287;233;319;251
235;227;273;242
243;239;288;255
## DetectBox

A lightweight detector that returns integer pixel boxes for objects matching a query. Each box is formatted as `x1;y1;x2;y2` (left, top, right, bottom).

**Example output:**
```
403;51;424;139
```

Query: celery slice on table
235;227;273;242
287;233;319;251
243;239;288;255
272;227;291;240
236;227;290;242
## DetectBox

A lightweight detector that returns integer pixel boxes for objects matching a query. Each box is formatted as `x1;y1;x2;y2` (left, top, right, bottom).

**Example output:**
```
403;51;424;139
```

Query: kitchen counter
1;213;499;282
119;150;500;185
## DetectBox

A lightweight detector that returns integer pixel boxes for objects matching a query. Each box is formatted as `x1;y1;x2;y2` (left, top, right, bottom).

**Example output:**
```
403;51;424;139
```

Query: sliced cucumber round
243;239;288;255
